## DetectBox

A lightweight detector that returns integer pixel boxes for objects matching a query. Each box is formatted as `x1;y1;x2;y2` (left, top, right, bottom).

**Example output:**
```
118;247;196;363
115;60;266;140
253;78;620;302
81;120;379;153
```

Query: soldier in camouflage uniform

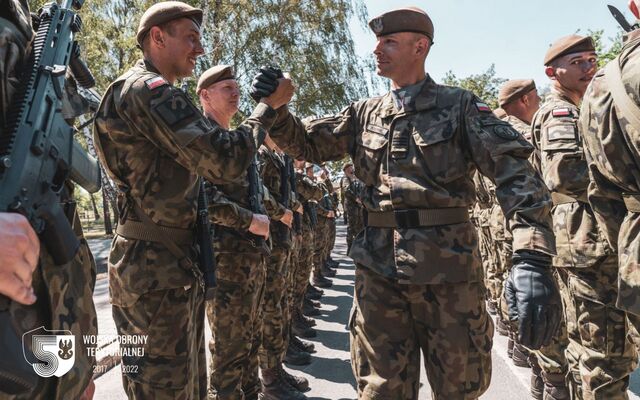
579;4;640;396
93;4;294;398
257;138;309;399
341;163;365;253
311;175;335;289
530;35;637;400
320;168;338;276
1;2;97;398
251;7;560;399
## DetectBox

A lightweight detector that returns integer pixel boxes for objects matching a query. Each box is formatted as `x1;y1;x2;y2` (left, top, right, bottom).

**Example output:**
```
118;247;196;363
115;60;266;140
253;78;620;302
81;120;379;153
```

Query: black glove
250;66;283;102
504;250;561;350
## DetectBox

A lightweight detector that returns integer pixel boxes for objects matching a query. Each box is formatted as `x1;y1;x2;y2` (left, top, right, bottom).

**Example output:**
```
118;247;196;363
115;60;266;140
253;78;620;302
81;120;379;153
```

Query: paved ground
90;222;640;399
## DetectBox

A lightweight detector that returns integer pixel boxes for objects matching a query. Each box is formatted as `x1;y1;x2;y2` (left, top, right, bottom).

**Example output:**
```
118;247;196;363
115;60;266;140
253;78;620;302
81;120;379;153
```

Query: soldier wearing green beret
93;1;294;398
529;34;637;400
251;6;560;399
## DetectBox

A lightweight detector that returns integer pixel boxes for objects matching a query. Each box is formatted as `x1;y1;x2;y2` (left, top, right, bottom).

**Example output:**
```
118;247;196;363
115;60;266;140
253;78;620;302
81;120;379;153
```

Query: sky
350;0;631;95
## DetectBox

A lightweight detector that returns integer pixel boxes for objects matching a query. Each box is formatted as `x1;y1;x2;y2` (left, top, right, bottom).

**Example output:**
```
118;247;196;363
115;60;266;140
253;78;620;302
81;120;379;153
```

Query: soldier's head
343;163;354;177
544;35;597;100
630;0;640;19
137;1;204;83
305;163;315;178
197;65;239;128
498;79;540;124
369;7;433;87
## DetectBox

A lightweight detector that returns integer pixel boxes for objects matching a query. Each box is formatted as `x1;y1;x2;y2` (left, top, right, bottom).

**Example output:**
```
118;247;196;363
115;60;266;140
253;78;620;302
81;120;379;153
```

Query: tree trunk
102;191;113;235
90;193;101;220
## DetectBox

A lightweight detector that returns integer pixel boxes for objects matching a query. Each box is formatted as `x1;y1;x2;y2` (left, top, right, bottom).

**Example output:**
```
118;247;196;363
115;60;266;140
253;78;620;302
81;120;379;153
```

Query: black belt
365;207;469;229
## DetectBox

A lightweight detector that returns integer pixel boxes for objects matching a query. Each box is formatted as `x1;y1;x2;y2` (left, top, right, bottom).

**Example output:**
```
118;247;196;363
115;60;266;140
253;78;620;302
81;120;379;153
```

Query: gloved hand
250;66;283;102
504;250;561;350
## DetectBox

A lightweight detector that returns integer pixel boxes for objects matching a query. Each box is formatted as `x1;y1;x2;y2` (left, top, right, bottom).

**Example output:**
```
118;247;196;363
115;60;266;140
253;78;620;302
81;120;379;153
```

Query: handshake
250;66;295;110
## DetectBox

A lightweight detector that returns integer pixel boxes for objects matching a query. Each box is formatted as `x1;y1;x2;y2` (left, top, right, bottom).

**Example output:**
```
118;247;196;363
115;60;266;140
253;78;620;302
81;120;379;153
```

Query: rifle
0;0;101;266
247;154;271;256
273;153;292;246
287;156;302;234
197;180;216;300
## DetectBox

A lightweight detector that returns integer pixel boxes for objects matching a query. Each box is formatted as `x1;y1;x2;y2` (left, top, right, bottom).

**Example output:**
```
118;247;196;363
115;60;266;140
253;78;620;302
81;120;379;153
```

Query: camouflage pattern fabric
93;58;275;397
349;265;493;399
342;176;365;252
532;88;637;398
580;30;640;319
1;5;97;398
269;74;554;397
206;253;265;400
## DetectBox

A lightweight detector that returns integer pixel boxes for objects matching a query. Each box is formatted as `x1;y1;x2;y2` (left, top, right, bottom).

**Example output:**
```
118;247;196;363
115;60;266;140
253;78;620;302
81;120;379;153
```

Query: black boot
295;309;316;327
487;300;498;316
302;300;320;317
290;333;315;353
283;343;312;366
321;263;336;277
542;372;570;400
305;289;322;301
312;272;332;288
278;364;310;392
292;315;317;338
496;317;509;336
261;367;307;400
512;342;530;368
307;285;324;296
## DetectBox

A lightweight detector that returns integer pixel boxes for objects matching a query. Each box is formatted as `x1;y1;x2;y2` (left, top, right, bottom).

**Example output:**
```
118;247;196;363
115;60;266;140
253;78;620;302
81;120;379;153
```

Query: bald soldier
579;0;640;397
250;6;560;399
93;2;294;398
530;35;637;400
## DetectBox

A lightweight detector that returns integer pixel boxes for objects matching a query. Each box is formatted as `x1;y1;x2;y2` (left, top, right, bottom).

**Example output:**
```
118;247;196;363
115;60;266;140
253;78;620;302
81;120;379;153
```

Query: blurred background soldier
530;34;637;400
341;163;365;253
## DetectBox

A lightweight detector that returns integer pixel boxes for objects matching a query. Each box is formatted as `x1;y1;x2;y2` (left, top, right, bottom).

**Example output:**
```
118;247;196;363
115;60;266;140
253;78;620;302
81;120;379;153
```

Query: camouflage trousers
285;234;302;334
313;216;331;275
326;216;336;260
113;279;206;400
259;246;291;369
346;208;364;253
291;225;315;313
206;253;265;400
350;265;493;400
0;232;97;400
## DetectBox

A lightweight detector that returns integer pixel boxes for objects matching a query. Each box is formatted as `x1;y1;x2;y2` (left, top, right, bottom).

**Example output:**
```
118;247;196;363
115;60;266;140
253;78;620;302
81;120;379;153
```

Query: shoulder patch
475;102;492;113
552;108;572;117
480;119;519;140
145;76;168;90
153;92;199;130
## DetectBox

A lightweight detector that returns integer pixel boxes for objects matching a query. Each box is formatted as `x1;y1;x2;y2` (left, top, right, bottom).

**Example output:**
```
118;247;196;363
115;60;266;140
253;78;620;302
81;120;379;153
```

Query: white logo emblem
23;327;75;378
371;17;384;33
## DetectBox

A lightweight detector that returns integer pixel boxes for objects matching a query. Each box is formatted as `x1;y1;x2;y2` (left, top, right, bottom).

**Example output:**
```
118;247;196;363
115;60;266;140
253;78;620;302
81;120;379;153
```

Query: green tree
442;64;505;110
588;28;625;68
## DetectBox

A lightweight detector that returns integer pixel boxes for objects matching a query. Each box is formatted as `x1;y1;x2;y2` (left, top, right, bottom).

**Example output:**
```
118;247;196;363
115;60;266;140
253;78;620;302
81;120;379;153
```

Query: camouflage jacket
270;74;555;284
93;59;275;306
580;30;640;312
531;89;610;268
259;145;293;248
295;171;323;228
341;175;364;215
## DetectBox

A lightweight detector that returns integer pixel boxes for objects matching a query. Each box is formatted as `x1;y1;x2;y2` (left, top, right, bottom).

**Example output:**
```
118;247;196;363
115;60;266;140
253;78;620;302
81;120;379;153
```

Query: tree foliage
588;28;625;68
442;64;506;110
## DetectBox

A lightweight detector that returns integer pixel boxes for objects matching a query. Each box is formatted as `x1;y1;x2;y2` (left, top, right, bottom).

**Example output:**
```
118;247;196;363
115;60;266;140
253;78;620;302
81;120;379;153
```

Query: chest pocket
355;129;388;186
411;120;464;182
541;120;580;152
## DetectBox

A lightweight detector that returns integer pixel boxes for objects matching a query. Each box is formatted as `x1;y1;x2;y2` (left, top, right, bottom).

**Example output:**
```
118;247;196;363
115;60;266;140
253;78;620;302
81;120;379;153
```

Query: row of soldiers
474;29;640;400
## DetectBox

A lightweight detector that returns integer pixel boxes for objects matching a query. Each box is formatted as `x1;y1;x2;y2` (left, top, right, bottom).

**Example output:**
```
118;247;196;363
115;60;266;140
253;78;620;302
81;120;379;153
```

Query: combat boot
293;317;317;338
312;273;332;288
277;364;310;392
321;263;336;277
542;372;570;400
327;257;340;268
302;300;321;317
487;300;498;316
305;288;322;301
295;309;316;327
496;317;509;336
284;343;312;366
530;357;543;400
307;285;324;296
261;367;308;400
512;342;530;368
290;333;315;353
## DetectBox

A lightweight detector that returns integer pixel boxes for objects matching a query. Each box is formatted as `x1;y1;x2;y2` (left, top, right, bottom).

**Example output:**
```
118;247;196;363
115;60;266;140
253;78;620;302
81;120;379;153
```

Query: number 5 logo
22;327;75;378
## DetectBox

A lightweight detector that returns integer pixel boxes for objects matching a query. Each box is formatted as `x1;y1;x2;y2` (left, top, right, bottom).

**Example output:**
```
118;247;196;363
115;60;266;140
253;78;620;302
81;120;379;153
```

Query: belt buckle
394;209;419;229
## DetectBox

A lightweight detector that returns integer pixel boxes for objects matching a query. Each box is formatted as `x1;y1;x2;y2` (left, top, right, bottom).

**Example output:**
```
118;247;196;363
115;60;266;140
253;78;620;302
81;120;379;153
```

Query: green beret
197;65;235;93
544;35;595;66
137;1;203;47
498;79;536;107
368;7;434;41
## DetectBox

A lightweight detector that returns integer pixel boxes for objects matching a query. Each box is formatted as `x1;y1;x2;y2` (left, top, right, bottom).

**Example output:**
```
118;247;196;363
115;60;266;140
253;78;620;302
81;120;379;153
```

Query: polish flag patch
475;102;491;113
552;108;572;117
145;76;168;90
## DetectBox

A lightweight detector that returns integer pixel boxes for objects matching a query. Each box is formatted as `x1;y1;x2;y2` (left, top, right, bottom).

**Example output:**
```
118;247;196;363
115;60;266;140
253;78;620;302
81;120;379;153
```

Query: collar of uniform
378;74;437;118
549;87;578;108
623;29;640;46
138;58;163;76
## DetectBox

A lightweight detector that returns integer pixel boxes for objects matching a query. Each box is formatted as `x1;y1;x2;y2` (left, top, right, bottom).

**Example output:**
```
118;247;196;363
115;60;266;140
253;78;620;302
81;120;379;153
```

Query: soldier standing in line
530;35;637;400
320;166;339;275
341;163;365;253
251;6;560;399
257;136;310;399
579;0;640;396
311;172;336;288
0;2;97;399
93;3;294;397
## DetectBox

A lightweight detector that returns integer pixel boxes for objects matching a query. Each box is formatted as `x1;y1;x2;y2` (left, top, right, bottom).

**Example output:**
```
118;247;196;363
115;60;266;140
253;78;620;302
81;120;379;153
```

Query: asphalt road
90;222;640;400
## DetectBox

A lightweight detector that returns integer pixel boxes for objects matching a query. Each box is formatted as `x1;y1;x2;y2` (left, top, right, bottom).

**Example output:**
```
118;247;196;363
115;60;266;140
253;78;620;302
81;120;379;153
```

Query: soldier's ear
149;26;166;48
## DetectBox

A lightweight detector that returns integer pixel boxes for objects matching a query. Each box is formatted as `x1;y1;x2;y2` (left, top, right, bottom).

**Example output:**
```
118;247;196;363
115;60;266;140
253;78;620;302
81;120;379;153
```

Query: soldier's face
547;51;597;95
373;32;428;80
524;89;541;114
200;79;240;117
163;18;204;79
